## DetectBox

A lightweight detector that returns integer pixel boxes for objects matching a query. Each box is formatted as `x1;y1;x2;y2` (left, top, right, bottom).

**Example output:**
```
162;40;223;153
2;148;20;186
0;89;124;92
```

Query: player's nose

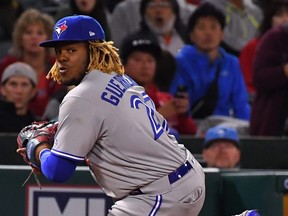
57;52;68;62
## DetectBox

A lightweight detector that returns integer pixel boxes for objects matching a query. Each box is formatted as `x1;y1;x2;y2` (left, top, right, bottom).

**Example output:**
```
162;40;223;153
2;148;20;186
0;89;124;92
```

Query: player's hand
16;147;26;155
17;120;58;171
17;147;43;176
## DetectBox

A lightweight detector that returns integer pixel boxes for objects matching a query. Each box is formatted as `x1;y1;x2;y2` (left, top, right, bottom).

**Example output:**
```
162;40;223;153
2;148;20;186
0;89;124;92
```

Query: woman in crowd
0;8;66;120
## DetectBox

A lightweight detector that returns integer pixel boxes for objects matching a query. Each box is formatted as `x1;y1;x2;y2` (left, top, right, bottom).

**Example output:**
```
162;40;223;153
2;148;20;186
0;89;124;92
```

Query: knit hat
1;62;38;85
204;126;240;148
121;34;161;64
39;14;105;47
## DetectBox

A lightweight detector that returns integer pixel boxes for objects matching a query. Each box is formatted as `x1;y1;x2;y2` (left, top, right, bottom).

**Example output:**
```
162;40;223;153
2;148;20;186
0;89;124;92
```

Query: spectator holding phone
170;2;250;121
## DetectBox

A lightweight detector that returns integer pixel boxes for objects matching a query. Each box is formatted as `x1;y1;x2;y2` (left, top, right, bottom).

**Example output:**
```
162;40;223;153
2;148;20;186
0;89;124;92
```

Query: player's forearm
40;150;77;182
35;143;50;164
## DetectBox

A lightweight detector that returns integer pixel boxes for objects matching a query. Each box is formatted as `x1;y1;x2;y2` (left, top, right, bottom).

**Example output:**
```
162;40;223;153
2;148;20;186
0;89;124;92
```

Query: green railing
1;134;288;215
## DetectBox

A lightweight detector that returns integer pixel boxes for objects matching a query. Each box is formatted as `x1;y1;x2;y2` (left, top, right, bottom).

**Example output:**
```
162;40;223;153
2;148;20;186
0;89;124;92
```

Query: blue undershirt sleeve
40;149;78;182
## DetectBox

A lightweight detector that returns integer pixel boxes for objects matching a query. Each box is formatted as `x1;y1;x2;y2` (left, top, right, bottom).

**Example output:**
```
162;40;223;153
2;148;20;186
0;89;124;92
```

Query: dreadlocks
46;40;125;84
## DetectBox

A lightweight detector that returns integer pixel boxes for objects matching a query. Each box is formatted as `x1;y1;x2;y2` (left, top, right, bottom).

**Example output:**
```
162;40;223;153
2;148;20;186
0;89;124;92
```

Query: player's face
202;140;240;168
22;23;48;55
54;42;89;86
124;51;156;86
190;16;224;53
1;76;36;111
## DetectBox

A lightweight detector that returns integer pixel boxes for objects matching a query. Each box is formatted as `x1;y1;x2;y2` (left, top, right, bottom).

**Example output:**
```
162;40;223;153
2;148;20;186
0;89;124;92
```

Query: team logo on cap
89;31;95;36
217;129;225;137
54;21;68;39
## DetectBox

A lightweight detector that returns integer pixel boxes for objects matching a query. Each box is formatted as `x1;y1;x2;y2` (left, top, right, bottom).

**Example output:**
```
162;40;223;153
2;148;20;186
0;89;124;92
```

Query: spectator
0;8;66;120
169;2;250;121
202;0;263;56
202;126;241;168
0;62;37;132
121;34;197;136
54;0;111;40
109;0;196;50
239;0;288;102
120;0;190;92
250;24;288;136
136;0;188;57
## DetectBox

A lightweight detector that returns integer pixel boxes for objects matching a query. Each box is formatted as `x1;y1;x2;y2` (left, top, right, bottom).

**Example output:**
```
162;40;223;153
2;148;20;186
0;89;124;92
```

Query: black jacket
0;100;35;133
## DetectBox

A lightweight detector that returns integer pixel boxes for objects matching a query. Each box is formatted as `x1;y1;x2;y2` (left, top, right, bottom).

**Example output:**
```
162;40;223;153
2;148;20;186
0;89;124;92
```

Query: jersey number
130;94;165;140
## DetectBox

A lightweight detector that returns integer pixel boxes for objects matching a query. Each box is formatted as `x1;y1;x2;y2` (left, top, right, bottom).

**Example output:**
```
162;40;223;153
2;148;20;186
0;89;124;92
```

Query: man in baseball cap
38;14;122;87
202;126;241;168
121;34;197;137
120;34;162;65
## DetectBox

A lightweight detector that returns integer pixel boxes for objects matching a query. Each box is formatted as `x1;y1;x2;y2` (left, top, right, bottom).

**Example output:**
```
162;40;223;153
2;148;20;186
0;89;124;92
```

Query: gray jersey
52;70;187;199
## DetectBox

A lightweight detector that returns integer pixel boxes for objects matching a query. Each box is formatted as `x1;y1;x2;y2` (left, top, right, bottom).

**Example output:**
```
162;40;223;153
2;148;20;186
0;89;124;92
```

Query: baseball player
17;15;205;215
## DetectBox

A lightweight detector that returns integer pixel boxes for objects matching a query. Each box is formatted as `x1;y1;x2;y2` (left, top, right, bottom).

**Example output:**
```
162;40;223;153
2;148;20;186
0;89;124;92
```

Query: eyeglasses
147;1;171;9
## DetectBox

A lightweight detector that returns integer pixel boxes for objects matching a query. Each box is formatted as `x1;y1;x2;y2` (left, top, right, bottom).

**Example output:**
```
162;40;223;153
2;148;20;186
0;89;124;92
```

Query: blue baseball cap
204;126;240;148
39;15;105;47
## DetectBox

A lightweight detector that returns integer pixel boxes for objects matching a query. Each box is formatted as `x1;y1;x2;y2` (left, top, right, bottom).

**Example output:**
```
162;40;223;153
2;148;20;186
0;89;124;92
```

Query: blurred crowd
0;0;288;139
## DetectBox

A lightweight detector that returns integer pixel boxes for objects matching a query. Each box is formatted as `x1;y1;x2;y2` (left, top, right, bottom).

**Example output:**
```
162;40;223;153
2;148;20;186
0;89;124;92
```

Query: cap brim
39;39;86;47
204;138;240;149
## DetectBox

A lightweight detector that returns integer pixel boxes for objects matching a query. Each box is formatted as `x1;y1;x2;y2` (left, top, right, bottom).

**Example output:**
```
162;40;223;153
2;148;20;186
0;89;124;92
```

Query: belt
168;161;192;184
129;161;193;195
